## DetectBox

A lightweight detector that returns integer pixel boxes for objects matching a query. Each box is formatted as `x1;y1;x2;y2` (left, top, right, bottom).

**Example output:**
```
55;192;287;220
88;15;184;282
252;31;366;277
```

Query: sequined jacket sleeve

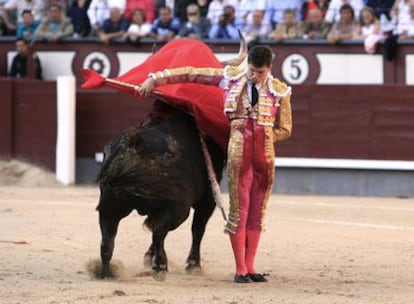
149;67;224;87
272;80;292;142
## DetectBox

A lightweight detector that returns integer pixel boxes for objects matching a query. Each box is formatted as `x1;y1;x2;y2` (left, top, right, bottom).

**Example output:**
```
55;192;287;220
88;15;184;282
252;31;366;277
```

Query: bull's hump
139;132;179;156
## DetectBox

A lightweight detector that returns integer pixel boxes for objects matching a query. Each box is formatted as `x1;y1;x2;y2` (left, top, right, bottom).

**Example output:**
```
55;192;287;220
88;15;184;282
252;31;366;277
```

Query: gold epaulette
223;65;246;80
268;77;292;97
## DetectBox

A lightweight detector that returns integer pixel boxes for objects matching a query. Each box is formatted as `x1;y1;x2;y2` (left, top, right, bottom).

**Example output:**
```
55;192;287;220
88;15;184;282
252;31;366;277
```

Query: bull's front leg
99;212;120;279
145;205;190;280
150;229;168;281
186;194;215;273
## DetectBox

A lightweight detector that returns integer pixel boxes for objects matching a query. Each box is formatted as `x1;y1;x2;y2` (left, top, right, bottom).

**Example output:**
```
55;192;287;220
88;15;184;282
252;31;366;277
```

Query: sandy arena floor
0;185;413;304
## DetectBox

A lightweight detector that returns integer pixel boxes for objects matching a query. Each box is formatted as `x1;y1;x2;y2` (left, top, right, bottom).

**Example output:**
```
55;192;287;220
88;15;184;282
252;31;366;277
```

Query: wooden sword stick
104;78;164;97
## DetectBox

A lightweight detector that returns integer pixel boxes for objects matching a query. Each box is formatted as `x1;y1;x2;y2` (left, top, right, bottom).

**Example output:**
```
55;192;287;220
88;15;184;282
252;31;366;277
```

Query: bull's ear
102;143;112;160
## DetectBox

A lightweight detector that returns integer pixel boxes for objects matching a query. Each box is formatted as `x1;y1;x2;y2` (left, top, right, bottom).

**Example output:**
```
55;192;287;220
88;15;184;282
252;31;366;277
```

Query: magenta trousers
225;119;275;233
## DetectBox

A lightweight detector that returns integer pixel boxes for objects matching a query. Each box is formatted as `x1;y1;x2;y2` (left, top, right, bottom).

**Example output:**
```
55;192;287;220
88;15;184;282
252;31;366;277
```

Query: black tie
251;84;258;106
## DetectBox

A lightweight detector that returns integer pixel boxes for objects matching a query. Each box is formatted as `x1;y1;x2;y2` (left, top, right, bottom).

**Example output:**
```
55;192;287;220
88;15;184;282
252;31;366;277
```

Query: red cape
82;39;230;152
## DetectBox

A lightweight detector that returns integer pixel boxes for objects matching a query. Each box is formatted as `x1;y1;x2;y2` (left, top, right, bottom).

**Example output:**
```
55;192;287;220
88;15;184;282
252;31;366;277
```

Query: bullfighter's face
247;64;271;85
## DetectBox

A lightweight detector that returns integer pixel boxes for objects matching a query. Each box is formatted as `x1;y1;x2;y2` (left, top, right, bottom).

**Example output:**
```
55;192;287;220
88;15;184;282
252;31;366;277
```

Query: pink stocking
245;229;261;274
229;230;247;275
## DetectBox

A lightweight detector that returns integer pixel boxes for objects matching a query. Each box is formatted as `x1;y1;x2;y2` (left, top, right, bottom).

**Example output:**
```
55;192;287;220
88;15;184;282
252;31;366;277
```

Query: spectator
268;8;304;42
236;0;266;27
390;0;410;20
1;1;6;34
1;0;8;35
393;0;414;40
391;0;413;34
158;0;198;23
327;3;357;43
241;9;272;43
353;6;382;53
304;0;330;20
208;4;240;39
157;0;212;20
87;0;109;35
207;0;239;25
324;0;364;24
124;0;155;23
177;3;211;39
87;0;125;36
366;0;394;20
124;7;151;44
98;5;129;43
353;6;381;38
46;0;69;13
67;0;91;37
174;0;198;23
2;0;45;34
303;7;331;39
197;0;211;17
265;0;304;28
16;9;40;40
8;37;42;79
35;4;74;42
149;5;180;41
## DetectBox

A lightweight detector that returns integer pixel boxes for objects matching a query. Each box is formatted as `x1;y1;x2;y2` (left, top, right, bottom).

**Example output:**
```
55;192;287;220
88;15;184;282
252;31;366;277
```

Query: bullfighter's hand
139;77;155;97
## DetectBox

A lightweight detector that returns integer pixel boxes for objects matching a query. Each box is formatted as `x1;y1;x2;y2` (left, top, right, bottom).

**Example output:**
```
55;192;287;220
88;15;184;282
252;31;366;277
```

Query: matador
139;45;293;283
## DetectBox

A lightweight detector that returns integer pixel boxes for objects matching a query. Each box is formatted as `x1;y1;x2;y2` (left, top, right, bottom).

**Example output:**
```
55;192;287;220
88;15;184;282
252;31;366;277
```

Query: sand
0;160;413;303
0;160;59;187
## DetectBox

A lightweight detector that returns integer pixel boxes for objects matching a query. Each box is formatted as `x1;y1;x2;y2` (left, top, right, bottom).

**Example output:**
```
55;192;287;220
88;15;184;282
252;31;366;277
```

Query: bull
96;101;225;280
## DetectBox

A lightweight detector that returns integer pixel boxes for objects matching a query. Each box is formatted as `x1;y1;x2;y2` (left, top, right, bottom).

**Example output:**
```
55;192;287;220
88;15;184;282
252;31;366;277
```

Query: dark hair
131;8;146;22
21;9;33;17
159;5;171;13
223;4;235;13
15;37;28;44
49;4;62;11
247;45;273;67
339;4;355;20
283;8;296;16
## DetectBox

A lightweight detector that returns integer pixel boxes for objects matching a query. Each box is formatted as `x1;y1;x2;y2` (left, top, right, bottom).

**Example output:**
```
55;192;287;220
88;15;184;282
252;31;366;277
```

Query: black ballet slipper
234;274;252;283
247;273;269;283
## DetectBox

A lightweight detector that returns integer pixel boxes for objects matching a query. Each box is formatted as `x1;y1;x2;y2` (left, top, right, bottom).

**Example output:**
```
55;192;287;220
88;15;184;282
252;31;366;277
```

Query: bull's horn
152;43;158;54
220;29;247;66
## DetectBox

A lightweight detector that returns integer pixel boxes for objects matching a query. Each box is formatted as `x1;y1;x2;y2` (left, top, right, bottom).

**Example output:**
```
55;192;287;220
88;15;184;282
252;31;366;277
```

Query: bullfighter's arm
272;79;292;142
139;66;224;97
273;95;292;142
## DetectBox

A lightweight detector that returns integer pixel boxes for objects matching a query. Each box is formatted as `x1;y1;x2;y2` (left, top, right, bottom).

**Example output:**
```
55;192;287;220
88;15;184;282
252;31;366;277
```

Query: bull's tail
199;133;227;221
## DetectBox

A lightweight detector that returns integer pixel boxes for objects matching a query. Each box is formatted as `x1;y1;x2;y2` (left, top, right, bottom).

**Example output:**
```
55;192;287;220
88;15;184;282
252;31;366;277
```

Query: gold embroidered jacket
149;65;292;142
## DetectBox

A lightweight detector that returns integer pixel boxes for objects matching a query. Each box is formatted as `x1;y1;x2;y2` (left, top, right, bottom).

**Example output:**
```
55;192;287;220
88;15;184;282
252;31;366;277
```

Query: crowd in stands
2;0;414;77
1;0;414;44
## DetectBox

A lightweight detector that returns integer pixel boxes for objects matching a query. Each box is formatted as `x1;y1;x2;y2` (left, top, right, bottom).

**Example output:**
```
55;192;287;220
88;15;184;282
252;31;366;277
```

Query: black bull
96;101;226;279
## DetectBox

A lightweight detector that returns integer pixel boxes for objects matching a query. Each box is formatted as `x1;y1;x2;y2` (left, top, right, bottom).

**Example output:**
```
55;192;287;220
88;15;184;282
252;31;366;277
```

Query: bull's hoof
185;262;202;275
152;270;167;282
100;269;115;279
86;259;123;280
151;264;168;281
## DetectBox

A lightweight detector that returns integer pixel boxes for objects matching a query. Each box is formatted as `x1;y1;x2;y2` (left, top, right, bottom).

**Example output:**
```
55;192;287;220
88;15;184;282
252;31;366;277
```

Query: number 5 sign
281;53;310;84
